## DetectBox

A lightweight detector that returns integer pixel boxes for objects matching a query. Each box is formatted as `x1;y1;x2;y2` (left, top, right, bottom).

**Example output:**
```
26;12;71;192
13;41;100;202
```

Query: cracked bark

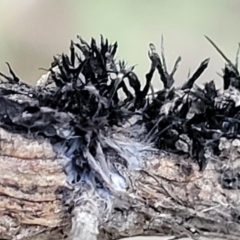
1;126;240;240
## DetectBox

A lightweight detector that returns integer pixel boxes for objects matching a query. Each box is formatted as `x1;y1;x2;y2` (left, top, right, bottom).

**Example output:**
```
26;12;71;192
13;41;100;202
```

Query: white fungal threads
110;172;127;190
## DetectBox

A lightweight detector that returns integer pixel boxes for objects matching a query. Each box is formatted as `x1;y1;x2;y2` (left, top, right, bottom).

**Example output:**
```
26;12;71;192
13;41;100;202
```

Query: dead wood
0;125;240;240
1;36;240;240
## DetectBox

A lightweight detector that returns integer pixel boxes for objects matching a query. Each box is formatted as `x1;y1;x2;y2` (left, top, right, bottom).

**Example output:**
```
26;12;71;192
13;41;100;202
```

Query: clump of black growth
0;36;154;192
144;36;240;171
0;35;240;188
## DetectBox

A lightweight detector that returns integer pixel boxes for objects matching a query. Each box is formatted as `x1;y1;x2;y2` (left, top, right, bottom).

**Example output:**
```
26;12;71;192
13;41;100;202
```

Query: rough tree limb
1;36;240;240
1;125;240;240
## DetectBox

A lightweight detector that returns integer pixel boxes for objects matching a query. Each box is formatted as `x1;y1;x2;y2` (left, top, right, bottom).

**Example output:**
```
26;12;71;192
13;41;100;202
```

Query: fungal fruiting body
0;35;240;217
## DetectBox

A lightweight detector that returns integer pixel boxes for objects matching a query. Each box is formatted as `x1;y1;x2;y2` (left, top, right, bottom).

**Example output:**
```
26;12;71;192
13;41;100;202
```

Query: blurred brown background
0;1;240;239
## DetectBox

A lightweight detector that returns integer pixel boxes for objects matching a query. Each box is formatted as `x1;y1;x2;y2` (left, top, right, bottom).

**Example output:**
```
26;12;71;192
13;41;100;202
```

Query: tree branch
1;36;240;240
1;124;240;240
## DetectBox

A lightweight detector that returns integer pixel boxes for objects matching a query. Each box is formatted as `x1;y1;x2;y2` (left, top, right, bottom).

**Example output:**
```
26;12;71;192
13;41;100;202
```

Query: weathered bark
1;36;240;240
1;125;240;240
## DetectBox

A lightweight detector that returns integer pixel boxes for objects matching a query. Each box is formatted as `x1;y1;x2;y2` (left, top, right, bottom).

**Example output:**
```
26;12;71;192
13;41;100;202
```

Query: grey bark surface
0;42;240;239
1;126;240;240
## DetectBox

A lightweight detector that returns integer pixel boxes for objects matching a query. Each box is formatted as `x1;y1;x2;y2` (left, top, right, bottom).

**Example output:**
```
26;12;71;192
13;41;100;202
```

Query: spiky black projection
0;35;240;196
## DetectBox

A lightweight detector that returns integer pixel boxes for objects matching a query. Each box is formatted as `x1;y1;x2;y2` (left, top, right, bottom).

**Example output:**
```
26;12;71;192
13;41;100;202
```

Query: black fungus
0;35;240;188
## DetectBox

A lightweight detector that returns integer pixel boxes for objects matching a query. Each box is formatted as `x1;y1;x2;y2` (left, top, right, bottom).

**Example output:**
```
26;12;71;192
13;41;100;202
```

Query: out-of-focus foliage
0;0;240;89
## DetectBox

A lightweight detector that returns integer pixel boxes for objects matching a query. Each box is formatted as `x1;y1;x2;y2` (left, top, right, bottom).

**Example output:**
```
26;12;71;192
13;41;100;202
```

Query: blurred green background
0;0;240;90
